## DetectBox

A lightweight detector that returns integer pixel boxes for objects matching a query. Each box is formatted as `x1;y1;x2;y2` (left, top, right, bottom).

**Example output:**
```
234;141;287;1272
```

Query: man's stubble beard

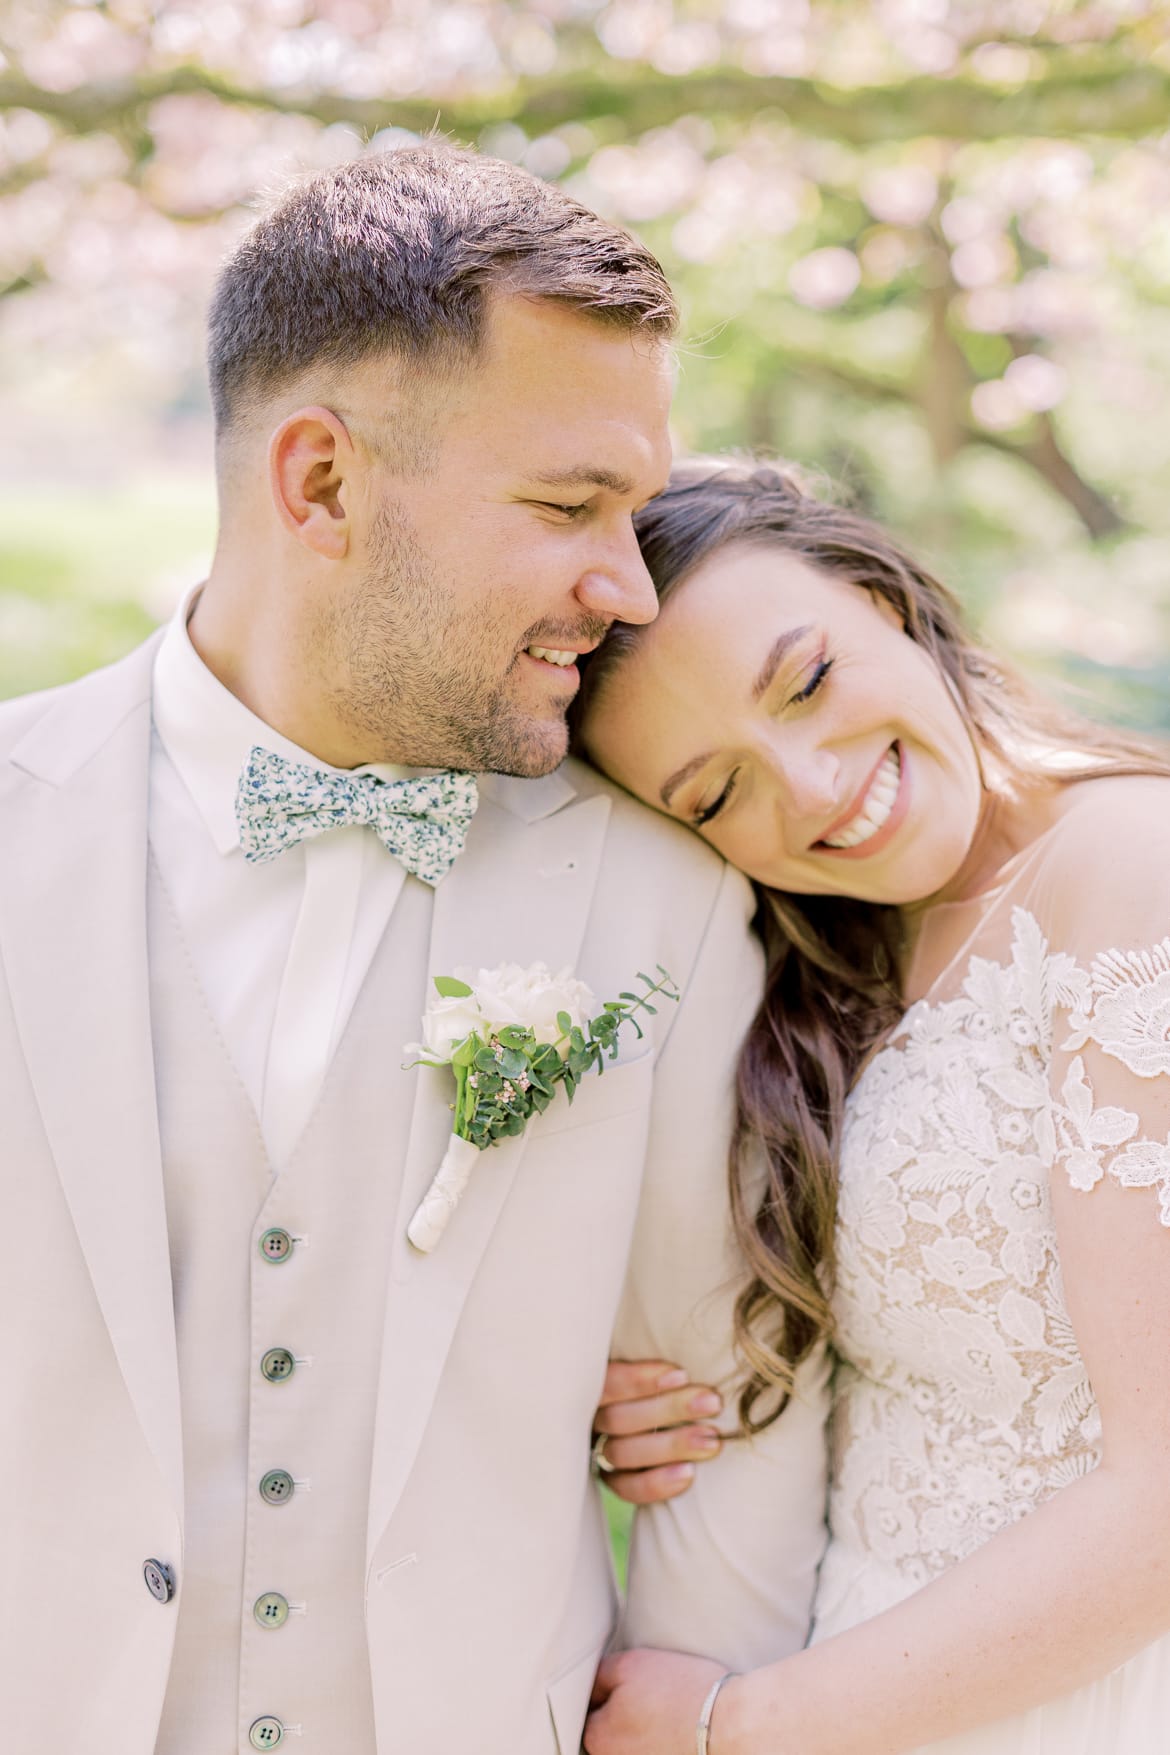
322;502;573;776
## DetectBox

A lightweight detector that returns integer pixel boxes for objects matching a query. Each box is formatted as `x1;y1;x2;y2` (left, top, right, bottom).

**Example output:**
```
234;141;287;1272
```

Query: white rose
405;989;489;1063
467;962;594;1052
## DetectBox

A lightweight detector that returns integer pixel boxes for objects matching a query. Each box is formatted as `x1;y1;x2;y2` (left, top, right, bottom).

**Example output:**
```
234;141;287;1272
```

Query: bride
575;457;1170;1755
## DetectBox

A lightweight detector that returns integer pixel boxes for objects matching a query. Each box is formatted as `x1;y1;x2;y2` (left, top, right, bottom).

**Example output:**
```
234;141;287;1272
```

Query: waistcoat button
260;1347;295;1383
259;1469;295;1505
259;1228;294;1263
254;1591;290;1629
142;1558;175;1603
249;1717;284;1749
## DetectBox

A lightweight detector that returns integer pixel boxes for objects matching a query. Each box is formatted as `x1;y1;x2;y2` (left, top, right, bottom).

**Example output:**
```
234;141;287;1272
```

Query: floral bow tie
235;745;479;886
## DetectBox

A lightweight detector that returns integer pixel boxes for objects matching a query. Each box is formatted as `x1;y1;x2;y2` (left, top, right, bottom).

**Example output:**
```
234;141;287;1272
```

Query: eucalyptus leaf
434;976;474;999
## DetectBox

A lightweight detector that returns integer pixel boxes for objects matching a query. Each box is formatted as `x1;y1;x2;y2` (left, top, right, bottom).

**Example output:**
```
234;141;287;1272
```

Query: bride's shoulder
1043;769;1170;852
1029;770;1170;944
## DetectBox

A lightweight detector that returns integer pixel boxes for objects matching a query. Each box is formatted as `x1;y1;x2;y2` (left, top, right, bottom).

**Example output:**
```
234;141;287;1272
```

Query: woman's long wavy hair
575;456;1170;1433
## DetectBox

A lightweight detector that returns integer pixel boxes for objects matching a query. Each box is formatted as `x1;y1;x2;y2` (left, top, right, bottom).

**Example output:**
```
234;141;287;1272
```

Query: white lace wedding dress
810;777;1170;1752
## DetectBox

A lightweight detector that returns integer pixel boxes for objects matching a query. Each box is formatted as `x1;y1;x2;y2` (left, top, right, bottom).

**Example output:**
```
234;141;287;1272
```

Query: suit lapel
0;638;182;1515
367;774;612;1557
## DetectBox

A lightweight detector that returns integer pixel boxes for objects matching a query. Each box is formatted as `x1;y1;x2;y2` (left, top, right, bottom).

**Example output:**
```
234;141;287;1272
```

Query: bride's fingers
603;1461;698;1505
597;1359;690;1407
593;1381;722;1438
599;1424;722;1476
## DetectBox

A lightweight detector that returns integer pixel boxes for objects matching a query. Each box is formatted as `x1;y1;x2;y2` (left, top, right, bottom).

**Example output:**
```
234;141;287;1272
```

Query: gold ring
590;1431;616;1476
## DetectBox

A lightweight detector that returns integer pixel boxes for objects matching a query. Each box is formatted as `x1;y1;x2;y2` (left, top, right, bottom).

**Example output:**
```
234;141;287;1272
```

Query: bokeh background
3;0;1168;1572
3;1;1170;724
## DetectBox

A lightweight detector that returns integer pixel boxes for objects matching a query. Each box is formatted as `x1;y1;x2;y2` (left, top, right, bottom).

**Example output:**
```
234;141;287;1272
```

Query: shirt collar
152;584;415;856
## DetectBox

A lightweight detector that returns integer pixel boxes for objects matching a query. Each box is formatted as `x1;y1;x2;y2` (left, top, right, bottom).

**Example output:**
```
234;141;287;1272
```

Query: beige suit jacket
0;635;829;1754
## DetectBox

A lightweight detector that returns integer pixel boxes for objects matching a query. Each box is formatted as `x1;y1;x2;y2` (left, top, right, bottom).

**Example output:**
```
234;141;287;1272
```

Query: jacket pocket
532;1048;655;1140
546;1641;606;1755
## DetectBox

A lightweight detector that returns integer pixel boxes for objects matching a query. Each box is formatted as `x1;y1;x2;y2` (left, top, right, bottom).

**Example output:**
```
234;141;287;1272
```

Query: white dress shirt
150;587;413;1166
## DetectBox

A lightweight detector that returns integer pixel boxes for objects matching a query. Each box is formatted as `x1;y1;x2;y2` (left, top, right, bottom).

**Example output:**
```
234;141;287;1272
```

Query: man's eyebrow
752;625;814;702
661;751;714;810
526;467;635;494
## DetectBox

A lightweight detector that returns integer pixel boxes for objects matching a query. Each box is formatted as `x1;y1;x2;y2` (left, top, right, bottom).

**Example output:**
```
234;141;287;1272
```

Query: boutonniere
404;961;679;1252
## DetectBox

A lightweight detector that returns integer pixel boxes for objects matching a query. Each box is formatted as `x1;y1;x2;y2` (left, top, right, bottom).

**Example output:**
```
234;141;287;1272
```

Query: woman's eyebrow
752;625;814;702
660;625;817;808
660;750;713;809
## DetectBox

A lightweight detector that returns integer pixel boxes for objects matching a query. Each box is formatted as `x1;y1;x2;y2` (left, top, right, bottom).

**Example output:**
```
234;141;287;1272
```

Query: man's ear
268;405;355;559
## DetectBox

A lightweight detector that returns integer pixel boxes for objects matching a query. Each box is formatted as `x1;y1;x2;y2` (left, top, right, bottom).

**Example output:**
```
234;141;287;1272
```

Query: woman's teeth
527;646;577;667
822;747;901;849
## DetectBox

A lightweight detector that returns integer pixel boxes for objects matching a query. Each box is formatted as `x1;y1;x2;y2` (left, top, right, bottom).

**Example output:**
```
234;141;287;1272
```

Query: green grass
604;1488;634;1589
0;475;216;700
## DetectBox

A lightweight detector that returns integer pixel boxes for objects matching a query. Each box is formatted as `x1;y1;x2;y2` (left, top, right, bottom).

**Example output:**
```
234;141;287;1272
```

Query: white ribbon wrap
407;1133;482;1253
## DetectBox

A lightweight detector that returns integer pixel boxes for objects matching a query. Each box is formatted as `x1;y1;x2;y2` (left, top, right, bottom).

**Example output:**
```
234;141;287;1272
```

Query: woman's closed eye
694;770;740;826
692;655;835;826
791;654;833;705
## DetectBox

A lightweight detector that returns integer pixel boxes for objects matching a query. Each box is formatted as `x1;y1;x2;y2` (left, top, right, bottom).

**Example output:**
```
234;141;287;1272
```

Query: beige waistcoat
150;855;432;1753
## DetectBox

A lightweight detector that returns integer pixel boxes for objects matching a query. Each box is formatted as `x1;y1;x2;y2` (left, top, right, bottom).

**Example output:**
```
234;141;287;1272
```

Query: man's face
332;296;674;775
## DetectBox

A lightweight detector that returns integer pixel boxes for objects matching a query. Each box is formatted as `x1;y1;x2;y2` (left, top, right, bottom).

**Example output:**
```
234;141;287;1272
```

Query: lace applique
817;909;1170;1629
1056;936;1170;1215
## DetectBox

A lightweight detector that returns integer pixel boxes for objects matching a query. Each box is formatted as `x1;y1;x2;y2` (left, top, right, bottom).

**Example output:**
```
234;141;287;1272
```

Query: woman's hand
585;1649;730;1755
593;1358;724;1503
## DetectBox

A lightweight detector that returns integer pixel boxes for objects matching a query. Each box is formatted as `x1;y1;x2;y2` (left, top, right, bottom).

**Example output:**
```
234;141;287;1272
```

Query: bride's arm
588;962;1170;1755
711;1154;1170;1754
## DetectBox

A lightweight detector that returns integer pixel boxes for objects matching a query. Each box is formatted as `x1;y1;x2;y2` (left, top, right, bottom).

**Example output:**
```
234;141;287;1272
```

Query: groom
0;146;827;1754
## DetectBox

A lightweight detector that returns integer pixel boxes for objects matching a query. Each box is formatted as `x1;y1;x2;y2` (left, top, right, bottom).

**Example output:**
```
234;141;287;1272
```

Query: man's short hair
207;142;678;437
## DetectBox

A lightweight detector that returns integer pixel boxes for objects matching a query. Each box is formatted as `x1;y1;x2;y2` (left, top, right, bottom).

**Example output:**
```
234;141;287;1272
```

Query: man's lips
518;638;603;680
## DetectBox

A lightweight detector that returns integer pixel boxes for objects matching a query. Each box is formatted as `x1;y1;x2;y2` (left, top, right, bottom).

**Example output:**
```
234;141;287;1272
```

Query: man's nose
573;526;659;627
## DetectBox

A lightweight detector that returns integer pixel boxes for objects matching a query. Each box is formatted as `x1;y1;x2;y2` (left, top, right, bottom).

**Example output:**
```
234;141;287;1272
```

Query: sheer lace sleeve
1040;780;1170;1227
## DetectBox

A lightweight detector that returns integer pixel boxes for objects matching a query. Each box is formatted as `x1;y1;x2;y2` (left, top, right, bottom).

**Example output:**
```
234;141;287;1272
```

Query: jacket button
260;1347;295;1383
259;1469;295;1506
254;1591;290;1629
142;1558;175;1604
249;1717;284;1749
259;1228;294;1264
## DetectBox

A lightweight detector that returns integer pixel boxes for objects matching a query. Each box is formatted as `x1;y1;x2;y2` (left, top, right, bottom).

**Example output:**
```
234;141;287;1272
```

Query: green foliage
434;976;474;999
436;968;680;1150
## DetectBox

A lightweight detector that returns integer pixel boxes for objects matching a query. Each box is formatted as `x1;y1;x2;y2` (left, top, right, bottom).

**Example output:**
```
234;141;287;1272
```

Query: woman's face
582;541;984;906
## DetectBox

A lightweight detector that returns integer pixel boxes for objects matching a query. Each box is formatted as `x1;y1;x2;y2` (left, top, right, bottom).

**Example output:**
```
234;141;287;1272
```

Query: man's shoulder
559;756;727;878
560;758;758;961
0;635;160;774
0;677;70;753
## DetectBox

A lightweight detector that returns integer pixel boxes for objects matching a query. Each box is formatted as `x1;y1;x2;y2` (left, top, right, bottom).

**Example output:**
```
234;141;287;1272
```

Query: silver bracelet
696;1671;735;1755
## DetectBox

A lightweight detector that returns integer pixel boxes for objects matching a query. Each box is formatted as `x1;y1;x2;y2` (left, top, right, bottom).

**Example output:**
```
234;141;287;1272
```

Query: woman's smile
814;742;909;857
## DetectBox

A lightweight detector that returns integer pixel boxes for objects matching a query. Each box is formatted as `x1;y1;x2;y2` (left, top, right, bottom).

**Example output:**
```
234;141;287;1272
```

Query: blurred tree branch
754;349;1126;537
2;56;1169;145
